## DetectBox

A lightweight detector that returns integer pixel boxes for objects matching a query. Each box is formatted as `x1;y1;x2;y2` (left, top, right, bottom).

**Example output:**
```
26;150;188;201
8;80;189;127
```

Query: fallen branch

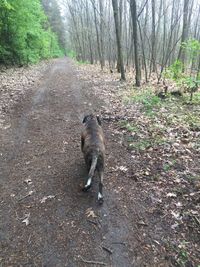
102;246;113;254
87;219;98;226
18;190;34;201
79;256;106;266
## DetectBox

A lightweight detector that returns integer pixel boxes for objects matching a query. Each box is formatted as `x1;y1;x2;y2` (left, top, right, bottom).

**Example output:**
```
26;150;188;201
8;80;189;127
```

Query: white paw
98;192;103;200
86;177;91;187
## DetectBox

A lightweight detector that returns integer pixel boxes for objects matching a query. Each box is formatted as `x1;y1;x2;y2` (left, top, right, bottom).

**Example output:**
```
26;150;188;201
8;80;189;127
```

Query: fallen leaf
24;179;32;185
22;213;30;226
40;195;55;203
167;193;177;198
118;166;128;172
86;208;97;218
171;211;182;220
175;202;182;207
137;220;148;226
171;223;179;229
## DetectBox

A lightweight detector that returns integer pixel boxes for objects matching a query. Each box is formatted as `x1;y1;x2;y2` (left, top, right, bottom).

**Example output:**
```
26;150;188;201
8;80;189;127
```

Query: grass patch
191;92;200;104
118;120;139;132
163;163;171;172
176;241;191;267
76;60;90;65
66;50;76;59
128;139;151;151
183;113;200;130
124;87;162;115
122;87;200;153
128;136;166;151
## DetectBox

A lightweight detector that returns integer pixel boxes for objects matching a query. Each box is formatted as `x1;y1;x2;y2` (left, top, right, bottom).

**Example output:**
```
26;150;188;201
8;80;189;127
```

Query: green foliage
76;60;90;65
183;112;200;130
0;0;63;65
0;0;13;10
118;121;139;132
42;0;66;51
183;76;200;89
125;123;138;132
66;50;90;65
164;60;184;81
128;139;151;151
124;88;162;115
182;38;200;63
164;57;200;101
67;50;76;59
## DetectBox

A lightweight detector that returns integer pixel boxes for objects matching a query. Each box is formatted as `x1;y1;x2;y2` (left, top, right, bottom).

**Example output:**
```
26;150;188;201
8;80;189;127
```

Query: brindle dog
81;114;105;203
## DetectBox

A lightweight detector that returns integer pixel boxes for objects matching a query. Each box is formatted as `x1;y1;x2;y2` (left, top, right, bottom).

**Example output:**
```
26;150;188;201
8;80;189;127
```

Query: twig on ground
87;219;98;226
137;220;148;226
102;246;113;254
18;190;34;202
192;215;200;226
79;256;106;265
28;234;32;244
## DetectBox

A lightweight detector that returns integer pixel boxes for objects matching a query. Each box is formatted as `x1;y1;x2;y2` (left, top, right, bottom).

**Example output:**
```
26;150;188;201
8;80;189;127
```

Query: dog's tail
83;154;98;191
88;154;98;179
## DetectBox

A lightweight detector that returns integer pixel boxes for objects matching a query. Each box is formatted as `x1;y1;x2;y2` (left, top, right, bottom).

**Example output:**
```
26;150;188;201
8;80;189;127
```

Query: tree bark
130;0;141;86
91;0;103;69
151;0;156;73
99;0;105;68
178;0;189;69
111;0;126;80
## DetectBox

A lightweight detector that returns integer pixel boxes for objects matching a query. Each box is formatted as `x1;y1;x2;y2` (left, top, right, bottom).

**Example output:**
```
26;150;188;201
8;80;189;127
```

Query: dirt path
0;58;169;267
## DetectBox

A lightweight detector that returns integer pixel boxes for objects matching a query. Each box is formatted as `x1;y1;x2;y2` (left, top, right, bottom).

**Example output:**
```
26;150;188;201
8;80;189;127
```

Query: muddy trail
0;58;169;267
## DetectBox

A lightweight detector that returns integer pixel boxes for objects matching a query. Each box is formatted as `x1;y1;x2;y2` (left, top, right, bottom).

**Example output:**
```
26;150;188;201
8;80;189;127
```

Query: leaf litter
77;63;200;266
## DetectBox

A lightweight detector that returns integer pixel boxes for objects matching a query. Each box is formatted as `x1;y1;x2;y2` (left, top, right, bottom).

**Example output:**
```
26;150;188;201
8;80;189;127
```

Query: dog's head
82;114;101;125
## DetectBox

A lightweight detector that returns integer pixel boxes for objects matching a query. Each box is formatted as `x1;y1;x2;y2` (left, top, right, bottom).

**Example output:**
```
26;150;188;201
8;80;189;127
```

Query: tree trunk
130;0;141;86
92;0;103;69
111;0;126;80
99;0;105;68
178;0;189;69
138;19;148;83
150;0;156;73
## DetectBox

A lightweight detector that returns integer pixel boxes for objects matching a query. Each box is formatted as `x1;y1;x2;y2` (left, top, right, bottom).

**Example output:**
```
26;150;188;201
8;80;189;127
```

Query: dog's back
82;118;105;161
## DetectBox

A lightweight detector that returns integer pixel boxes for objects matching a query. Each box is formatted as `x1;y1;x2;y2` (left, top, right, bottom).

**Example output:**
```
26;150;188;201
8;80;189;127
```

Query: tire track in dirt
0;58;165;266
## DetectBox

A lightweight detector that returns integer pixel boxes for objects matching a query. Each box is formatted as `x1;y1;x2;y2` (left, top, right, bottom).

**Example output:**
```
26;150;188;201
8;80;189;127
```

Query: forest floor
0;58;199;267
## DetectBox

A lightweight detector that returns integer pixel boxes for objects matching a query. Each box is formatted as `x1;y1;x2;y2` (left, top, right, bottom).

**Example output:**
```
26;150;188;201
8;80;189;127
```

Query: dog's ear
82;115;88;123
96;116;101;125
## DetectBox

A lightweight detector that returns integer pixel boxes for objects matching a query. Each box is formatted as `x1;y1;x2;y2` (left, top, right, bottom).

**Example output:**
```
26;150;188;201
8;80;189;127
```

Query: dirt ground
0;58;198;267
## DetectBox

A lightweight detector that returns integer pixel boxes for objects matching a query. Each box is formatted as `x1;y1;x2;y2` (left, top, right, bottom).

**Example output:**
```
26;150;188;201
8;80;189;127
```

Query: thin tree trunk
151;0;156;73
178;0;189;69
92;0;103;69
112;0;126;80
86;0;94;64
130;0;141;86
138;19;148;82
99;0;105;68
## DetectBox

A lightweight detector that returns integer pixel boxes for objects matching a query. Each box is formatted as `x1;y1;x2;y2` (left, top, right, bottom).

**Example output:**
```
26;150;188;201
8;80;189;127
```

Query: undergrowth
121;87;200;152
67;50;90;65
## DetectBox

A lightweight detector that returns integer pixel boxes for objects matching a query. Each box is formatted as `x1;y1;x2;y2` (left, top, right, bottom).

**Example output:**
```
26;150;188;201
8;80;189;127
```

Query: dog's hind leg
98;171;104;204
82;156;97;192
